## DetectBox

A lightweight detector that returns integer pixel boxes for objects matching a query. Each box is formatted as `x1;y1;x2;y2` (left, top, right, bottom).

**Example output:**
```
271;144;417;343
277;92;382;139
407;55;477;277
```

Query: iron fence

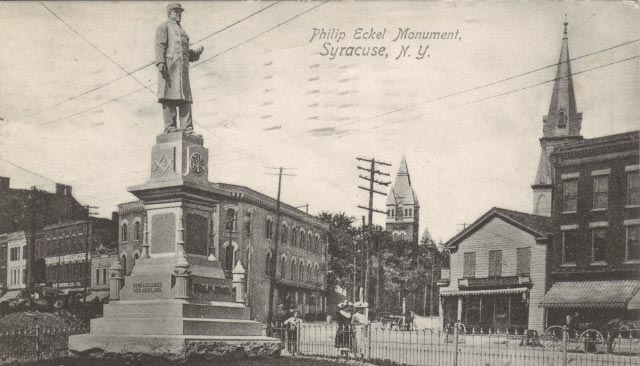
269;322;640;366
0;325;88;365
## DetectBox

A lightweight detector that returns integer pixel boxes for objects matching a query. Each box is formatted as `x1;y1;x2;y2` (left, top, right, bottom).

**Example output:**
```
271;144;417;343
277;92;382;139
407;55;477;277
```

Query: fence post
562;325;568;366
453;321;459;366
35;325;40;362
366;323;371;360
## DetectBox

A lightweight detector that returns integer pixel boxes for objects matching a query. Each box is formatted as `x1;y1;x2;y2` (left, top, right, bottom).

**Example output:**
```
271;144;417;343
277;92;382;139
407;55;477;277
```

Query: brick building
440;208;553;332
34;217;117;297
118;183;329;322
540;131;640;325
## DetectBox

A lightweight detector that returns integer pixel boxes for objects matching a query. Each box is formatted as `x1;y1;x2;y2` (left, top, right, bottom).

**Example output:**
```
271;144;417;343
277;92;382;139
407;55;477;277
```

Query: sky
0;1;638;242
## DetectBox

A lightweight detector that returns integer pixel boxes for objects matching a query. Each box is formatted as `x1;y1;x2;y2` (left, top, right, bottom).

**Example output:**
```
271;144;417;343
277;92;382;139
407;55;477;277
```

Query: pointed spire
542;17;582;138
386;155;418;207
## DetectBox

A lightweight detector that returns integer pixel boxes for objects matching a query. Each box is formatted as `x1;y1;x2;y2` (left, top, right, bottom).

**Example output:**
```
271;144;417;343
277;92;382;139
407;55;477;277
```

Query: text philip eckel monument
68;3;280;361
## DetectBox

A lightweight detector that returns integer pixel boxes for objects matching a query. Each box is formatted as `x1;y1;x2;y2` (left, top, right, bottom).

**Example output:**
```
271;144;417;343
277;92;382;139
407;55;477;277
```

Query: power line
12;1;283;124
39;2;154;96
32;1;328;128
316;38;640;132
338;54;640;138
0;156;57;185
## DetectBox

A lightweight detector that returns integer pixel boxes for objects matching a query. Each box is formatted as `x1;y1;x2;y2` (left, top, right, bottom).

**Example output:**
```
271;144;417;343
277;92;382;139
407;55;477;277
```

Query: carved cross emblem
190;153;206;175
153;153;173;174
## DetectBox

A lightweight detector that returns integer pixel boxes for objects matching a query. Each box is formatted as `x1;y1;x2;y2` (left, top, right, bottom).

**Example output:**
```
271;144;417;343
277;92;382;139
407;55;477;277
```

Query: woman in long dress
334;301;352;356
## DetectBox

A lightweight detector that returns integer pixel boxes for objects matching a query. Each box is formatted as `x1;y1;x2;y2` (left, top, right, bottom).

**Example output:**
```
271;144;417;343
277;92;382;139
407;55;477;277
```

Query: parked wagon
541;318;640;354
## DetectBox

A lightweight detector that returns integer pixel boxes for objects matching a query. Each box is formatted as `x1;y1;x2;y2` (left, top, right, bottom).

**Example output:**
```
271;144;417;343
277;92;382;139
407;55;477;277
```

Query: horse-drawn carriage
541;318;640;354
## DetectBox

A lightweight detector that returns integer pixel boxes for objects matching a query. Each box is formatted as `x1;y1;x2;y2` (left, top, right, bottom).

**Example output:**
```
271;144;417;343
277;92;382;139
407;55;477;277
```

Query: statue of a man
155;3;204;134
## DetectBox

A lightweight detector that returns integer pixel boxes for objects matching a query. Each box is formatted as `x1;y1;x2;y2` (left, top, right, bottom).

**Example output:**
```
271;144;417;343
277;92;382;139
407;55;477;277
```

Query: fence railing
0;325;88;365
269;322;640;366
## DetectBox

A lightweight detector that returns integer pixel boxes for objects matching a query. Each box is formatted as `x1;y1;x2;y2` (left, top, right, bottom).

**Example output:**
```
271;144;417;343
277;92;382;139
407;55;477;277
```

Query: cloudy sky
0;1;638;241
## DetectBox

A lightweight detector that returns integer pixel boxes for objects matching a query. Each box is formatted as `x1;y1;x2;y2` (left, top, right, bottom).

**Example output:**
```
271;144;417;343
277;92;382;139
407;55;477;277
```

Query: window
591;228;607;263
281;224;288;244
96;269;100;285
292;229;298;247
245;212;252;237
225;209;236;232
225;244;235;273
103;268;107;284
265;252;272;275
22;246;27;261
557;110;567;128
299;262;304;282
121;255;127;274
22;269;26;284
593;175;609;209
463;252;476;278
121;223;128;242
134;221;141;241
314;236;319;253
291;260;296;280
280;256;286;279
629;171;640;206
266;218;273;239
626;225;640;261
488;250;502;277
562;230;578;264
400;232;406;241
563;179;578;212
516;247;530;275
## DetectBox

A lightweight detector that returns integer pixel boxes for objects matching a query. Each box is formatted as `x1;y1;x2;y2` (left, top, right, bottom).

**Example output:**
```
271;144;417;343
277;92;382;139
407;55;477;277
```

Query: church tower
386;155;420;244
532;20;583;216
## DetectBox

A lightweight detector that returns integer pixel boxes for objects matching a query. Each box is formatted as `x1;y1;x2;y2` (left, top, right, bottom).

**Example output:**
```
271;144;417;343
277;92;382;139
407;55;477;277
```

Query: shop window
563;179;578;212
488;250;502;277
626;225;640;261
591;228;607;263
629;171;640;206
463;252;476;278
516;248;530;275
562;230;578;264
593;175;609;209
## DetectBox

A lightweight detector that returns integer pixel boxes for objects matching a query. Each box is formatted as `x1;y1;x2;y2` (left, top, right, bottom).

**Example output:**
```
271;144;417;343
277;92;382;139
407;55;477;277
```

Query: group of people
335;300;368;358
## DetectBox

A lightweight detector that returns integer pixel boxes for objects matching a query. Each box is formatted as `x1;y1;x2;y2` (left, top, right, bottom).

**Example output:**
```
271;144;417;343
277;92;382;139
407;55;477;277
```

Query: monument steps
103;301;250;320
91;317;264;336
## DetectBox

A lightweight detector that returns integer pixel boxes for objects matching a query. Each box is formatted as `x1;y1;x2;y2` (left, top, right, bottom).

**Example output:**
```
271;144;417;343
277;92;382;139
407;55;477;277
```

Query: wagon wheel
578;329;605;354
541;325;564;349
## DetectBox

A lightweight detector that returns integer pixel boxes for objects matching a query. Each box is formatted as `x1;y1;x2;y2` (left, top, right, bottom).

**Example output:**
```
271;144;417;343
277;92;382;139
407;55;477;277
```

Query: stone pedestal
69;131;280;361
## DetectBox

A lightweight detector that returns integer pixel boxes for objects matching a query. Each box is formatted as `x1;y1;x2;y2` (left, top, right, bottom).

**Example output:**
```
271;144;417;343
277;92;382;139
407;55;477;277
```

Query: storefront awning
539;280;640;309
0;291;21;303
440;287;528;297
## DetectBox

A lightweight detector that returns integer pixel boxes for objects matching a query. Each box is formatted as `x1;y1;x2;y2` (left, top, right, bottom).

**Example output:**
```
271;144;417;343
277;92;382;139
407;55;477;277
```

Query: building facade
386;156;420;244
118;183;329;322
540;131;640;325
0;177;87;235
0;234;7;295
7;231;28;292
440;208;553;333
34;218;117;297
531;21;583;217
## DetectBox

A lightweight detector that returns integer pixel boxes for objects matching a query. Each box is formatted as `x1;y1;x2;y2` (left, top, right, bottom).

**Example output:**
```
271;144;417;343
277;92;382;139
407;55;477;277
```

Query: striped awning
439;287;528;297
539;280;640;309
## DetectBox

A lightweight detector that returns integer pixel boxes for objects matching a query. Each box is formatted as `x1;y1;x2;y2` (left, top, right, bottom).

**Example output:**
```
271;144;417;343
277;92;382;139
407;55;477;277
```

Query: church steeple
386;155;420;244
542;18;582;138
532;18;583;216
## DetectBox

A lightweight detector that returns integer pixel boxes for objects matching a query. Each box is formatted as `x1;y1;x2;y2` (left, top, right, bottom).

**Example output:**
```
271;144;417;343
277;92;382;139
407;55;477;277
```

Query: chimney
55;183;72;196
111;211;119;224
0;177;9;191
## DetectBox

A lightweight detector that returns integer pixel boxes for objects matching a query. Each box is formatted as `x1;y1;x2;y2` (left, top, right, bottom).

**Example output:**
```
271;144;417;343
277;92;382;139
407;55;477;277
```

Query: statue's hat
167;3;184;12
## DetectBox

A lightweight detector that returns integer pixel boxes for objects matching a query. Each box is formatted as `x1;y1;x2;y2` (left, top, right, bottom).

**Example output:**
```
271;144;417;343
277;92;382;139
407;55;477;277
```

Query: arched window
134;221;141;241
393;233;399;242
121;224;128;242
308;233;313;250
315;236;320;253
265;252;272;276
558;110;567;128
400;232;406;241
133;252;139;266
291;259;296;280
225;209;236;232
266;218;273;239
121;255;127;275
315;264;320;283
245;212;252;237
281;224;288;244
299;262;304;282
102;268;107;285
225;244;235;273
292;228;298;247
307;263;311;283
280;256;286;279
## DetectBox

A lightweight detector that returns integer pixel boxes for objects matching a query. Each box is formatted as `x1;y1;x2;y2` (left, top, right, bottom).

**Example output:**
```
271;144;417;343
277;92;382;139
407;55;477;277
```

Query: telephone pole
28;186;40;308
83;205;98;319
356;157;390;314
264;167;296;326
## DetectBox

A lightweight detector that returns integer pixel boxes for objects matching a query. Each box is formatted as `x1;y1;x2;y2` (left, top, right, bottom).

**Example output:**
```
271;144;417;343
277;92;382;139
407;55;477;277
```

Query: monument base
69;300;281;362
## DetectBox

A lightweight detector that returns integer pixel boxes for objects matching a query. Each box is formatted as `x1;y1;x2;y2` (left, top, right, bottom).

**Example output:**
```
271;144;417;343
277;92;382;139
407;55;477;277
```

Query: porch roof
539;280;640;309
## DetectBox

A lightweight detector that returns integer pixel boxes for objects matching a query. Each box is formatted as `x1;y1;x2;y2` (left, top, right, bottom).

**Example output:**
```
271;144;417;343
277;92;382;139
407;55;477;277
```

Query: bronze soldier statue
155;3;204;134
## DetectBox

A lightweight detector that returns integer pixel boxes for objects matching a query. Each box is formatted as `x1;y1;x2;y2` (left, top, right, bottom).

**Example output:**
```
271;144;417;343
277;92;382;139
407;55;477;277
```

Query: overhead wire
13;1;283;124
